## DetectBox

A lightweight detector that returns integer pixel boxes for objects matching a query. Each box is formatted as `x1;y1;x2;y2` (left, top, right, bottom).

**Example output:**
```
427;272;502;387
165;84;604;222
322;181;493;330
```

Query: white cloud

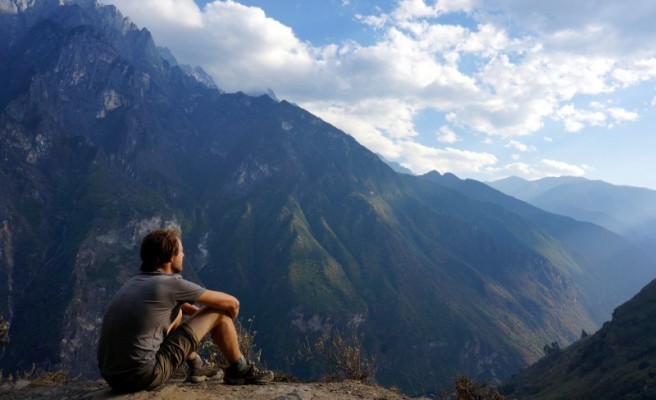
606;107;639;123
301;98;418;159
554;103;638;132
108;0;203;28
611;58;656;88
437;126;460;143
554;104;606;133
199;2;318;93
108;0;318;94
490;159;588;180
392;0;441;21
398;141;497;175
540;159;588;176
505;140;535;152
391;0;474;22
305;98;419;140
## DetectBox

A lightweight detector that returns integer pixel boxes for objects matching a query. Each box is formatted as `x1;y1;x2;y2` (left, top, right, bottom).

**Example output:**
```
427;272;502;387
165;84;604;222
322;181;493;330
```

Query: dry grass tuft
0;364;70;385
299;329;377;384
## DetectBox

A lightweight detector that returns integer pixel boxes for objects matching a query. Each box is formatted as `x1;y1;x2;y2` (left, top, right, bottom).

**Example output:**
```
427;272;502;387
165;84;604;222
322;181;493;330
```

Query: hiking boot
186;361;223;383
223;360;274;385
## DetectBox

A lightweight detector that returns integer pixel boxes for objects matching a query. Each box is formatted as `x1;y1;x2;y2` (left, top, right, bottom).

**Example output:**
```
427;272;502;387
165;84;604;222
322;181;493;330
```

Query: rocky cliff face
0;0;654;393
0;0;205;372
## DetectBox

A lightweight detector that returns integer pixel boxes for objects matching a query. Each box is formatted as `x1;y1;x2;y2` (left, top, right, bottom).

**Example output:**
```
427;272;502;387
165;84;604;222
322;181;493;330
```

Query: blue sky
106;0;656;189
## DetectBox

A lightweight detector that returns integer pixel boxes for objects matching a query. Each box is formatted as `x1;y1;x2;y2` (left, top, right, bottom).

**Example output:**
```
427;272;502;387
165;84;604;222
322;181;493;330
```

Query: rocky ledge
0;378;412;400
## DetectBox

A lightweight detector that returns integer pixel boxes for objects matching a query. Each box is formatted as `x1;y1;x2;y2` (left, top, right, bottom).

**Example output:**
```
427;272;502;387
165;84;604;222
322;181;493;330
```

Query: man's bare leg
185;306;242;363
181;306;274;384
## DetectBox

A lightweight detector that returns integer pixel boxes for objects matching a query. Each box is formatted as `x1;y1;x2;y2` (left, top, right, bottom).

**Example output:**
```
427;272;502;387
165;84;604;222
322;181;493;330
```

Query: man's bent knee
185;306;233;340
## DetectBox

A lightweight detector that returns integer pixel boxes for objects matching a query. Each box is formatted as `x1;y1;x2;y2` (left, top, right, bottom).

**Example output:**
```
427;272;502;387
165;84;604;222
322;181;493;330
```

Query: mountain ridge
489;176;656;260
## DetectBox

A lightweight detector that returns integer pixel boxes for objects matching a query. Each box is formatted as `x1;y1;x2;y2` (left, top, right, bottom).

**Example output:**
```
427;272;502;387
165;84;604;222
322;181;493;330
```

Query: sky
104;0;656;189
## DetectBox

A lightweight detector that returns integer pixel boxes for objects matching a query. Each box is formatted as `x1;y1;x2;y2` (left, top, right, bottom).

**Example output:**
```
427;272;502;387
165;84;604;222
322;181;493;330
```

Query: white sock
232;355;248;372
187;354;203;369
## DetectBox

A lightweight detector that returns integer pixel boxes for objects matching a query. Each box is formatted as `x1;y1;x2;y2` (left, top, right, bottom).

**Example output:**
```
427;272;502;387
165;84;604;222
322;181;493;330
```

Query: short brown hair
140;227;181;272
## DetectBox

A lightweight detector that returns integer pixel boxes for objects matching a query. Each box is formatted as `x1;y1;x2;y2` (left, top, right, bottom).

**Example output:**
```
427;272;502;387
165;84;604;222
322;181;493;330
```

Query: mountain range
489;176;656;260
0;0;654;393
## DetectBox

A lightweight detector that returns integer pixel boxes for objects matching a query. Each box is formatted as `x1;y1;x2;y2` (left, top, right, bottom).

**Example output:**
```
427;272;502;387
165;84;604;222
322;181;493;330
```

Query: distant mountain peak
243;88;279;101
157;46;219;90
376;154;414;175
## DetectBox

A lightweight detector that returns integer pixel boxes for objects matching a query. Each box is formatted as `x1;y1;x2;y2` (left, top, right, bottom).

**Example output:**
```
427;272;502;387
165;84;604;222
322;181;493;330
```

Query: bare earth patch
0;378;411;400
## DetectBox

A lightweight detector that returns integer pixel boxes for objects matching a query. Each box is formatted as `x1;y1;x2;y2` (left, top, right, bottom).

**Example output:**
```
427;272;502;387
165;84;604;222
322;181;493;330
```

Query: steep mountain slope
424;172;655;325
501;279;656;399
0;0;654;393
489;176;656;260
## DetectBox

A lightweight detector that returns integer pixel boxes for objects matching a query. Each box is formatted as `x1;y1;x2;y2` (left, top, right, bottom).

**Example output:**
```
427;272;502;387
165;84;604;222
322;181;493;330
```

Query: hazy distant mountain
376;154;414;175
489;176;656;259
501;278;656;399
1;0;654;393
488;176;587;200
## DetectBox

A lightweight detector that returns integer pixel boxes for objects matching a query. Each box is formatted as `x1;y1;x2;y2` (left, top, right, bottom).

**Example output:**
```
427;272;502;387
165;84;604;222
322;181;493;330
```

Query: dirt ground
0;377;415;400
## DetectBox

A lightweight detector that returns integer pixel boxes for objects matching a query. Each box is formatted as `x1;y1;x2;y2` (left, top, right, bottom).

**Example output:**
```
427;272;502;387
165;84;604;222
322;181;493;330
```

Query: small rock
14;380;31;390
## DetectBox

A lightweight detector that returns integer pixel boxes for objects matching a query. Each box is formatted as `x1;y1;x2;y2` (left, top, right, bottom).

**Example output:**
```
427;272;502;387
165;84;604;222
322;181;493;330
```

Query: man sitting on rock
97;227;274;392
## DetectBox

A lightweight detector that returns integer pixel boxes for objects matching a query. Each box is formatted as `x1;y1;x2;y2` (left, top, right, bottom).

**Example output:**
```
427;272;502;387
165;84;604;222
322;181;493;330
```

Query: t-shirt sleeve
171;275;207;304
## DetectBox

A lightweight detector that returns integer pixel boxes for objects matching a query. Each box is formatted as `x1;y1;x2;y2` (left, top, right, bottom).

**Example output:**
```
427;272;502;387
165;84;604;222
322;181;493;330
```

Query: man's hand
196;290;240;320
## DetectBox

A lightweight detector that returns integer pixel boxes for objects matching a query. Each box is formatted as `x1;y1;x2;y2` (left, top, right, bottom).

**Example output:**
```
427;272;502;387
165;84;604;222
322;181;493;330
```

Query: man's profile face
171;239;184;273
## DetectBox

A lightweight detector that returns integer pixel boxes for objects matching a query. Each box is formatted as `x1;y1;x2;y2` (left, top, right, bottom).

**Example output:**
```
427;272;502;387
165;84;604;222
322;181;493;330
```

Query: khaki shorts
105;323;200;392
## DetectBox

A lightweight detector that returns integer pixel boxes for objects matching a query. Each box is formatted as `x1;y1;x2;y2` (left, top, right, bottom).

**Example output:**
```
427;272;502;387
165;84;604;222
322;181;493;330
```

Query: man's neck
157;263;174;275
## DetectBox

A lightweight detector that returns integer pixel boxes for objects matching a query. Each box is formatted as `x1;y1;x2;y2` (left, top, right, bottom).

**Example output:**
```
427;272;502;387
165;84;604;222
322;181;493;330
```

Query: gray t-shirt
97;272;206;379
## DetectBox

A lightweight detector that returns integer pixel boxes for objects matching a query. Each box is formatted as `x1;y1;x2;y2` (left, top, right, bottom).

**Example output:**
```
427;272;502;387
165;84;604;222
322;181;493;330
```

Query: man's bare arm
196;290;240;320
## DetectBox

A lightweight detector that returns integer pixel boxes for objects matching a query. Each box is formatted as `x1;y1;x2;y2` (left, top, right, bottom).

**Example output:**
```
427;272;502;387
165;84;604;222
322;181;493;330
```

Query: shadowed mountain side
501;279;656;399
172;97;596;387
